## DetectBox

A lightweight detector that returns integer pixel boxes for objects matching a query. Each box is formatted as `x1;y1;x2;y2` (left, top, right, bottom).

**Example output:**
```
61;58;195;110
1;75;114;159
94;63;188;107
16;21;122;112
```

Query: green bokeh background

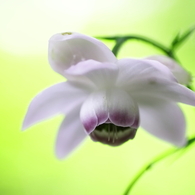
1;0;195;195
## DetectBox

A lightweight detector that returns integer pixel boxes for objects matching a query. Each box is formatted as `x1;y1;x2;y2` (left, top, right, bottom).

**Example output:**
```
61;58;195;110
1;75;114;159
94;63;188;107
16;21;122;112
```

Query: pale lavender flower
22;32;195;159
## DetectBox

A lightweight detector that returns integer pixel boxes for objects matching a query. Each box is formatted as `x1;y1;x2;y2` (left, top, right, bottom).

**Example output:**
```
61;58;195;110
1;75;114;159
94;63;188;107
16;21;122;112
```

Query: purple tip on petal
109;111;136;127
82;117;97;134
131;116;140;129
96;112;108;124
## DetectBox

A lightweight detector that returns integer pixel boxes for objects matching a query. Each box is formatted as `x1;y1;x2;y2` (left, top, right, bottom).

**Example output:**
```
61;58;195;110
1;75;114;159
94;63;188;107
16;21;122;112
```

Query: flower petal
80;89;139;134
138;98;186;146
116;58;176;88
22;82;90;129
48;32;117;75
80;90;108;134
130;78;195;106
66;60;118;89
55;108;87;159
146;55;192;85
107;89;139;128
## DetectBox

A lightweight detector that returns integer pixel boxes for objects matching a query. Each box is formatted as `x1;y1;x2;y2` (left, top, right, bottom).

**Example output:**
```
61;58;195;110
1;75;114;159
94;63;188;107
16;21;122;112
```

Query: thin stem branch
123;136;195;195
101;35;177;60
123;148;178;195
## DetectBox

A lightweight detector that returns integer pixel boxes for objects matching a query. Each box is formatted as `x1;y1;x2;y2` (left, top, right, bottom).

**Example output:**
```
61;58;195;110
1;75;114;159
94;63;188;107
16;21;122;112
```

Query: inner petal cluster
90;123;137;146
80;89;140;146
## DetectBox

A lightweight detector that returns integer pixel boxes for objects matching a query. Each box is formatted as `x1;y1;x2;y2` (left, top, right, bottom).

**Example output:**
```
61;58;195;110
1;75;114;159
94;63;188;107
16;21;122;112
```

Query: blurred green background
1;0;195;195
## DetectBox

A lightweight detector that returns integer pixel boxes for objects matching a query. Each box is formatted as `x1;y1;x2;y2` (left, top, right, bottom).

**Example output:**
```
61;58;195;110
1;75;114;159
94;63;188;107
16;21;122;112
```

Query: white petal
130;78;195;106
48;32;117;75
146;55;192;85
22;82;90;129
116;58;176;88
139;98;186;146
80;89;139;134
107;89;139;128
66;60;118;89
80;90;108;134
55;108;87;159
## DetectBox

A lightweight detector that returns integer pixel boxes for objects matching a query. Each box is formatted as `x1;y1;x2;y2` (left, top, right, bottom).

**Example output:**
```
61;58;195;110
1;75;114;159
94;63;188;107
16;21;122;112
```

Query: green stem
123;136;195;195
123;148;178;195
112;38;127;56
101;35;177;60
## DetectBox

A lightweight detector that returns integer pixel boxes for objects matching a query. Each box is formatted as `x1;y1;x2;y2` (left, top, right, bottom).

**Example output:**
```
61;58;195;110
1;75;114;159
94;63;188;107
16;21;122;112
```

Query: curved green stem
123;148;178;195
123;136;195;195
101;35;177;60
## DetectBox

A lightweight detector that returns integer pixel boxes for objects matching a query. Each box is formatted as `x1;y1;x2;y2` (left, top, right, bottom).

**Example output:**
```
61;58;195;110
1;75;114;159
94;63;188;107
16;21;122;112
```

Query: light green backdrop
1;0;195;195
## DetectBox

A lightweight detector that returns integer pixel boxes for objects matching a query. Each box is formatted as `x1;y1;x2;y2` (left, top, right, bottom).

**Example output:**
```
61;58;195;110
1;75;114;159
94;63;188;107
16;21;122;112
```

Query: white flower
22;32;195;159
145;55;192;85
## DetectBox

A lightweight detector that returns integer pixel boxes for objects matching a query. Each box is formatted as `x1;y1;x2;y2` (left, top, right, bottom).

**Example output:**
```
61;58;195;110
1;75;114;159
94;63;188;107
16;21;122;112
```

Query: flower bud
145;55;192;85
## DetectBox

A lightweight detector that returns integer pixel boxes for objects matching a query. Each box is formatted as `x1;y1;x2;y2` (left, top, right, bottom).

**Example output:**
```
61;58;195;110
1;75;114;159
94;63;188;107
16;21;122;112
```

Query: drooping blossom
22;32;195;159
